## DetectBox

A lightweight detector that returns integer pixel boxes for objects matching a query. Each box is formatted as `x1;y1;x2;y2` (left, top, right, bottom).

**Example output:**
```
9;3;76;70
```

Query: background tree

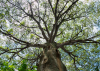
0;0;100;71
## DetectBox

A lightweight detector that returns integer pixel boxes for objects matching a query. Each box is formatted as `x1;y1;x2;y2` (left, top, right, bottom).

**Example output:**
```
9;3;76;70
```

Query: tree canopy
0;0;100;71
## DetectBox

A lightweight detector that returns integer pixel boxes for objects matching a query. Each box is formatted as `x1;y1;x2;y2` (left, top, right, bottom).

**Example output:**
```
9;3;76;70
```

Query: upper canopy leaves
0;0;100;70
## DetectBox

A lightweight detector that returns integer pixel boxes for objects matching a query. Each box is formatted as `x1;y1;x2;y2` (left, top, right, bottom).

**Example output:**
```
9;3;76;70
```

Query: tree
0;0;100;71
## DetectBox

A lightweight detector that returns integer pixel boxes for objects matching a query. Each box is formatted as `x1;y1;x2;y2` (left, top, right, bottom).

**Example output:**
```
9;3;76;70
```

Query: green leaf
95;66;99;71
7;29;13;34
0;46;3;49
20;21;25;26
18;60;28;71
27;28;31;32
30;34;34;39
0;13;4;18
33;65;37;68
5;11;9;15
9;65;14;68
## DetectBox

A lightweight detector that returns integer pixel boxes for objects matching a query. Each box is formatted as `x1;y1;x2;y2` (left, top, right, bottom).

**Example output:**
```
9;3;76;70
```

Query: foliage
18;60;37;71
0;59;37;71
0;0;100;71
0;58;14;71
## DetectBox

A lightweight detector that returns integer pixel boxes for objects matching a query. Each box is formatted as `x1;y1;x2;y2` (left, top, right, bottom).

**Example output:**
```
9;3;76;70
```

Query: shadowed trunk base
37;47;67;71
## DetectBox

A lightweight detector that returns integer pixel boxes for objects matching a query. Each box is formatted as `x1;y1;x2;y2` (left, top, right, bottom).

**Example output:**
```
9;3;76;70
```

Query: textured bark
37;47;67;71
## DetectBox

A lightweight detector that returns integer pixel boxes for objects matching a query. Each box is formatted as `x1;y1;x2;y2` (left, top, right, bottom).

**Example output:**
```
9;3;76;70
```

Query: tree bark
37;47;67;71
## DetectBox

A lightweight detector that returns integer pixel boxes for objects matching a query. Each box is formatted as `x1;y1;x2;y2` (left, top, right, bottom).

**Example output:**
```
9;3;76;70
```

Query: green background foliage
0;0;100;71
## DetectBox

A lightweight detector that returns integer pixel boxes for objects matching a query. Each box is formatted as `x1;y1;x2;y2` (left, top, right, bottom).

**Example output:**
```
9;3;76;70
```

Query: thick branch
50;24;58;42
10;45;29;59
58;1;69;17
51;25;59;41
28;2;33;16
61;46;78;58
57;38;100;47
17;53;40;61
0;29;46;48
48;0;58;42
55;0;59;18
35;15;50;37
48;0;55;15
58;0;79;19
20;8;48;42
7;0;48;42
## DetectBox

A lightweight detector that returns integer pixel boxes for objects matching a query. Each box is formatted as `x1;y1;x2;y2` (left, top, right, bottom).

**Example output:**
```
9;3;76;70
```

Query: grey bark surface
37;47;67;71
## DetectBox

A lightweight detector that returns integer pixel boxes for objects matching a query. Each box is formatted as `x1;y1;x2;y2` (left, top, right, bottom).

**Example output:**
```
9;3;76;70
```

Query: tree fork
37;43;67;71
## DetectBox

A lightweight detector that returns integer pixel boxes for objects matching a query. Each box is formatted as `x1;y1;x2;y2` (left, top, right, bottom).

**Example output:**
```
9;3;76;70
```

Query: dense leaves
0;59;37;71
0;0;100;71
0;58;14;71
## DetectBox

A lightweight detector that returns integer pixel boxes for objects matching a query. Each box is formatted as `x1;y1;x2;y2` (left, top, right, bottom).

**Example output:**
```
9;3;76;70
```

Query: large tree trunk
37;47;67;71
